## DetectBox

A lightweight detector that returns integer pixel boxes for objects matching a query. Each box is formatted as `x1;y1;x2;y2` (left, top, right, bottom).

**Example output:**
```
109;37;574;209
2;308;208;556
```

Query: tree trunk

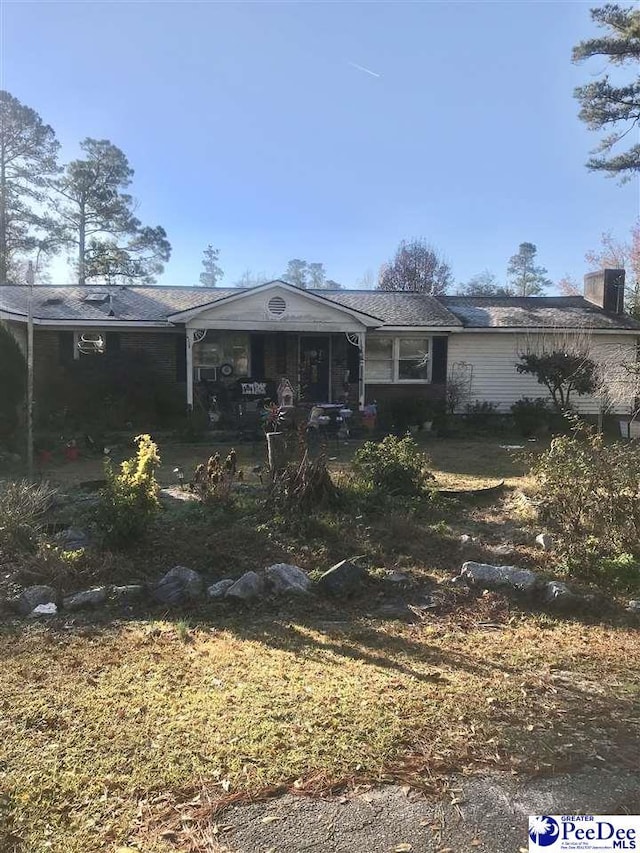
0;144;7;283
267;431;287;477
78;201;85;285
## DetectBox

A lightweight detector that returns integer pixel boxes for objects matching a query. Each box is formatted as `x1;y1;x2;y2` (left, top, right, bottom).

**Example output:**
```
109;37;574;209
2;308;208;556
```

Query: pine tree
199;245;223;286
573;4;640;179
54;138;170;285
282;259;308;288
0;90;60;283
506;243;551;296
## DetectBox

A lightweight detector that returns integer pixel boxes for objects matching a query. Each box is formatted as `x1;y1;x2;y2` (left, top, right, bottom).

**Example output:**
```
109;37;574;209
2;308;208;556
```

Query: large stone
316;559;366;598
535;533;554;551
460;561;539;594
17;585;57;616
265;563;312;595
543;580;580;611
55;527;89;551
207;579;235;599
63;587;108;611
110;584;146;605
29;602;57;617
152;566;204;605
627;600;640;614
225;571;264;601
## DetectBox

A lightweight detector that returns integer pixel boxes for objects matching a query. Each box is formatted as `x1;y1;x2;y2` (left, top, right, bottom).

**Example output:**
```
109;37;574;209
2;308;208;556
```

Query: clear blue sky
2;0;639;290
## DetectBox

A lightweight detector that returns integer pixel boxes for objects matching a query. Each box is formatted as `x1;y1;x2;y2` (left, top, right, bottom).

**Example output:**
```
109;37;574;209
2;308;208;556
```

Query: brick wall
34;328;186;399
365;383;446;407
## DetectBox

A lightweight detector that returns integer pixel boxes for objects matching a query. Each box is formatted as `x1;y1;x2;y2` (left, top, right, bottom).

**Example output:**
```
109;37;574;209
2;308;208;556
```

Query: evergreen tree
199;245;223;286
506;243;551;296
307;262;326;288
573;4;640;179
54;138;170;285
282;258;308;288
0;90;60;283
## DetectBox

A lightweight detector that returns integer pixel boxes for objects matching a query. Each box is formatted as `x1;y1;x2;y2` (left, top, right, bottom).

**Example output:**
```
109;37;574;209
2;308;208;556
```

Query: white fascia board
185;319;367;333
370;326;460;333
170;280;382;327
35;320;174;329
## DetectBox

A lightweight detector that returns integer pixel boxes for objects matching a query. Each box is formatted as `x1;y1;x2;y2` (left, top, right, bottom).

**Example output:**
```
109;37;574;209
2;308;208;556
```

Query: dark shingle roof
0;284;462;327
440;296;640;331
0;285;238;323
1;285;638;331
318;289;462;326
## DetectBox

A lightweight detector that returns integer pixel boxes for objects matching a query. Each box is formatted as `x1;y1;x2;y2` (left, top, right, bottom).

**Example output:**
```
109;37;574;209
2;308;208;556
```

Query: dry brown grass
0;606;638;853
3;436;636;853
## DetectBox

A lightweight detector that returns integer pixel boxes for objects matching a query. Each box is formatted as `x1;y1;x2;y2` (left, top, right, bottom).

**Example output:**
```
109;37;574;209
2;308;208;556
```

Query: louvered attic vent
267;295;287;317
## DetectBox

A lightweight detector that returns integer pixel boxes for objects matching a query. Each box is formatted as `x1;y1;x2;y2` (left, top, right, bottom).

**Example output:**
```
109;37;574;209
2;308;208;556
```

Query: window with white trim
366;336;394;381
366;336;431;382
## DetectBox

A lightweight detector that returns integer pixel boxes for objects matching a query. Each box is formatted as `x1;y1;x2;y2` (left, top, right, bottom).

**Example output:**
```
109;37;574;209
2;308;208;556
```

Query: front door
299;336;330;402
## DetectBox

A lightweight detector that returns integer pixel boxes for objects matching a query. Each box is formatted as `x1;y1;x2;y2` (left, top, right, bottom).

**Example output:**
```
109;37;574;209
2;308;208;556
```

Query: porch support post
328;334;333;402
186;330;193;410
359;331;366;409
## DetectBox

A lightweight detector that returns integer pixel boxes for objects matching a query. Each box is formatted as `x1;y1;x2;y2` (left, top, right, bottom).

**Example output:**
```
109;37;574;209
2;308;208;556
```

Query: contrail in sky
348;61;381;78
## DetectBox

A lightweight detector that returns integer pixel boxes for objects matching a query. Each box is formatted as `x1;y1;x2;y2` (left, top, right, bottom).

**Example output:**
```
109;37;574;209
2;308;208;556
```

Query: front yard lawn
2;606;639;853
1;436;638;853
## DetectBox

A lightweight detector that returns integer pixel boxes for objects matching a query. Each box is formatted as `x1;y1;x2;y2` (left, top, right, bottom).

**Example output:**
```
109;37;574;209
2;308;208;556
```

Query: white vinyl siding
447;331;638;414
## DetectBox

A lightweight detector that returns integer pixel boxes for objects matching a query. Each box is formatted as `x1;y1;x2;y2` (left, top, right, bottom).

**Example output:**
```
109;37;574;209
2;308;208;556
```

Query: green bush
511;397;552;437
352;434;434;497
95;434;160;547
530;421;640;582
463;400;500;430
377;397;441;435
0;480;55;555
598;553;640;589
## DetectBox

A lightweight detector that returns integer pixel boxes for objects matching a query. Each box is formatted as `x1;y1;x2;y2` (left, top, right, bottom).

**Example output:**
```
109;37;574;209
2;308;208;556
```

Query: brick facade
33;328;186;402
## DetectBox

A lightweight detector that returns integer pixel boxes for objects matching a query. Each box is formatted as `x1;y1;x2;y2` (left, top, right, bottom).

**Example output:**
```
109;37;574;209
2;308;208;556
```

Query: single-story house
0;269;638;421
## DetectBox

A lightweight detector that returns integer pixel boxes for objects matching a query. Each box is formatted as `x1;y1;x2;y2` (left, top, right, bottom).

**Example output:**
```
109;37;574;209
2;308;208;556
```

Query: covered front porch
190;329;364;409
168;281;380;418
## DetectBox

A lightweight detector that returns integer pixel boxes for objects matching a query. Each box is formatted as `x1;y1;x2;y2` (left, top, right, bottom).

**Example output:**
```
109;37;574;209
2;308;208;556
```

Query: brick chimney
583;268;625;314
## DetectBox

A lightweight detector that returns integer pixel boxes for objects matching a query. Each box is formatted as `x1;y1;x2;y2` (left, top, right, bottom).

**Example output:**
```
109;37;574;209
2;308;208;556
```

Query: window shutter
58;331;74;365
431;336;448;384
175;335;187;382
251;334;265;378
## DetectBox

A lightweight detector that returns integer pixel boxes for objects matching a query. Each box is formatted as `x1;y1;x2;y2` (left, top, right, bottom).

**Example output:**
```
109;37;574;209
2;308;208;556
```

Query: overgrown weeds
0;480;56;556
530;420;640;586
270;451;338;515
190;449;240;504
